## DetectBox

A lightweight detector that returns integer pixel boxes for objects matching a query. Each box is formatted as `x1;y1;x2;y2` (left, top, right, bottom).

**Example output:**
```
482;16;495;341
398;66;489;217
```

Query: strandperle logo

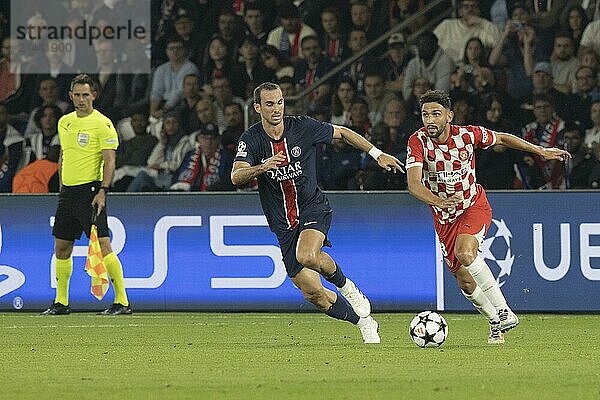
15;19;147;46
10;0;151;74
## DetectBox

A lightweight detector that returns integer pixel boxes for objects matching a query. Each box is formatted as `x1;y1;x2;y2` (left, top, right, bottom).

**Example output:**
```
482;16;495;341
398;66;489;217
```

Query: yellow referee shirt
57;109;119;186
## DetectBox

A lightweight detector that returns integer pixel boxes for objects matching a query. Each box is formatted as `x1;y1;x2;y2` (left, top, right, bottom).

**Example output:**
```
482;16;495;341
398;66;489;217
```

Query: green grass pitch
1;312;599;400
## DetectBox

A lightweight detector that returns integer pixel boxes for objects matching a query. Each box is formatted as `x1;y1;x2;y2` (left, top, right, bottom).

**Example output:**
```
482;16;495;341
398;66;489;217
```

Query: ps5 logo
0;224;26;299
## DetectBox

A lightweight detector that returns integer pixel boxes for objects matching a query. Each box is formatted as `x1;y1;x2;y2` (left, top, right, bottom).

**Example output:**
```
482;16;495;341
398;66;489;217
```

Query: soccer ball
409;311;448;348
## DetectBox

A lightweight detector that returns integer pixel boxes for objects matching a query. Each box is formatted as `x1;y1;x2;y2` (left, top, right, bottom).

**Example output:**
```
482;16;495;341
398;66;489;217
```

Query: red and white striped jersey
406;124;497;224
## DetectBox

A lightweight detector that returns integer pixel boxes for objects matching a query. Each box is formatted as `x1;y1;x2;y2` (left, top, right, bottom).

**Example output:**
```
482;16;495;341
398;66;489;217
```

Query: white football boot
358;316;380;344
339;278;371;318
498;308;519;333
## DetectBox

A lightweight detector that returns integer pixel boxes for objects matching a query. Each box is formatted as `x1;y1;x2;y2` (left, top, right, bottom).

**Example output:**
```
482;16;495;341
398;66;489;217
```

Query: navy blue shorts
275;207;333;278
52;182;110;241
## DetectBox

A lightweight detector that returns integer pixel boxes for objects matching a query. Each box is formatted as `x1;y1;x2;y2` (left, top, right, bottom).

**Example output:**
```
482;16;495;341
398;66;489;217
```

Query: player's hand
262;151;286;171
436;195;462;209
377;153;405;173
91;192;105;215
539;147;571;162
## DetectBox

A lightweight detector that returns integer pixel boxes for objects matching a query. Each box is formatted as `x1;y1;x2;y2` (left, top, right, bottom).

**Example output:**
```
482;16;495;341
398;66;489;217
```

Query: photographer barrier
0;192;598;311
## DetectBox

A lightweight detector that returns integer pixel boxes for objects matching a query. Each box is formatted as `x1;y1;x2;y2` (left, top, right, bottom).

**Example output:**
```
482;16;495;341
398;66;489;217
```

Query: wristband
99;186;110;193
368;146;383;160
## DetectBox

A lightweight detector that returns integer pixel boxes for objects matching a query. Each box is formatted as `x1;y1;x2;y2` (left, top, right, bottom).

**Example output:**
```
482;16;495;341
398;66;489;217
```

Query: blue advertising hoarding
0;193;437;311
1;192;599;312
442;191;600;311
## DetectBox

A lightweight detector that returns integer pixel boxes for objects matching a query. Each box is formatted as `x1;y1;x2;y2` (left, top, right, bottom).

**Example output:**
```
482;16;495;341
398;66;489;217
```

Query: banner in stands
1;192;598;311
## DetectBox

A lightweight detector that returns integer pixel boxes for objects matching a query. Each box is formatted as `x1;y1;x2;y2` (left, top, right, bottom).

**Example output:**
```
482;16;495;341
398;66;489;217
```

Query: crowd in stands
1;0;600;193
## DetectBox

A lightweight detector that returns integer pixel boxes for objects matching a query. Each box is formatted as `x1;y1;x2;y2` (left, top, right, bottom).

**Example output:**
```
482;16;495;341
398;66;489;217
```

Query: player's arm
92;149;116;214
495;132;571;161
231;152;286;186
332;125;404;173
407;166;461;209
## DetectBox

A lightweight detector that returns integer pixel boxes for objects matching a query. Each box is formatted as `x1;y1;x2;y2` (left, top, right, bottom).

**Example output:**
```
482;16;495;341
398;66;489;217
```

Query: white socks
465;257;508;310
462;286;498;321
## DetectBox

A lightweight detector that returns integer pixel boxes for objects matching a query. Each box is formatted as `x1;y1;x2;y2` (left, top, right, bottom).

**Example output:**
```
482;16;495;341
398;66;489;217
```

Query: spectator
231;36;274;98
173;7;205;66
243;3;269;46
36;40;76;104
210;8;244;66
294;36;335;95
25;78;70;137
200;36;234;89
173;74;202;135
578;47;600;82
221;102;245;156
12;145;60;193
382;33;412;97
518;61;570;125
550;31;579;94
363;71;398;126
406;76;432;118
388;0;426;34
127;112;193;192
112;109;158;191
210;77;245;131
578;17;600;57
559;4;589;52
24;105;62;164
266;3;317;65
92;41;121;121
371;98;419;160
320;7;347;65
520;94;567;189
433;0;501;64
0;102;24;191
569;66;600;129
488;4;536;101
527;0;569;60
350;0;384;44
171;123;234;191
114;40;152;118
342;28;375;93
403;32;455;100
150;36;200;120
278;76;305;116
348;96;372;140
330;78;356;126
563;124;598;188
475;94;520;189
260;45;295;80
585;100;600;147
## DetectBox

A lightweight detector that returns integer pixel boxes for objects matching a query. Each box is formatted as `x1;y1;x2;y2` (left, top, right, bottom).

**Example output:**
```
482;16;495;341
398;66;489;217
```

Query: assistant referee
42;74;131;315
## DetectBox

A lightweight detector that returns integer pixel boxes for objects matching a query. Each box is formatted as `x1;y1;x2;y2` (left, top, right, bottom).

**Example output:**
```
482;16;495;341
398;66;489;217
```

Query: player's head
69;74;97;115
419;90;453;139
253;82;284;127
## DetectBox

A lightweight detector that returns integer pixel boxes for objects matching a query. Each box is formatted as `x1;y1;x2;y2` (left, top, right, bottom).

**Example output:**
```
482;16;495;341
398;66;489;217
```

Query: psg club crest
458;150;468;161
291;146;301;158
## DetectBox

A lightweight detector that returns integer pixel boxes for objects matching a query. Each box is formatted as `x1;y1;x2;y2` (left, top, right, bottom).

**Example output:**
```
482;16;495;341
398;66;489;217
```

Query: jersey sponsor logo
77;132;89;147
236;141;247;157
266;161;303;181
459;150;468;161
291;146;301;158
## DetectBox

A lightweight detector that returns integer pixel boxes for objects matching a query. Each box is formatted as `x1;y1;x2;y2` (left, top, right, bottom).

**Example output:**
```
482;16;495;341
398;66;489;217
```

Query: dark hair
253;82;281;104
419;90;451;109
34;104;63;128
223;102;243;114
533;93;555;108
70;74;97;92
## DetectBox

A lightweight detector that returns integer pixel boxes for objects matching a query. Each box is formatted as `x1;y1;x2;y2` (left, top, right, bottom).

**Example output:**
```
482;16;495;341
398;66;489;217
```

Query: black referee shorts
52;181;110;241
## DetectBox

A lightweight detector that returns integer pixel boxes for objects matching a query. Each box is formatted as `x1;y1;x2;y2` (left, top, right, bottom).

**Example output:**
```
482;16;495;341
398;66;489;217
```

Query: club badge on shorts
77;132;89;147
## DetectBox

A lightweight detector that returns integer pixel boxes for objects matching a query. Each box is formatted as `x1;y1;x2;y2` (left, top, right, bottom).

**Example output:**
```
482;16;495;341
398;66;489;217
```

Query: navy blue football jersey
235;116;334;231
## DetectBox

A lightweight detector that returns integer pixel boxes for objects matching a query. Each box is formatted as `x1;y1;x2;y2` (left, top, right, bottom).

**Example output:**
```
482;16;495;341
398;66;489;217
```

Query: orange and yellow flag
85;224;109;300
